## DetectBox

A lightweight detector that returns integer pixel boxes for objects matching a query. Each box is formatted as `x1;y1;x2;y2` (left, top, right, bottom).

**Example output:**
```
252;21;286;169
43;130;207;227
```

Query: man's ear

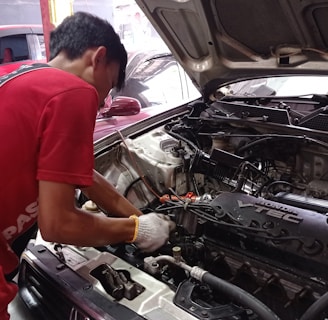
92;46;107;67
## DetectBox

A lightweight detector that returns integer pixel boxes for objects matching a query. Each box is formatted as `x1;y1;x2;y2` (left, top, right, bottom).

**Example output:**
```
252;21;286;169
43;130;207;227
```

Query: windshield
224;76;328;97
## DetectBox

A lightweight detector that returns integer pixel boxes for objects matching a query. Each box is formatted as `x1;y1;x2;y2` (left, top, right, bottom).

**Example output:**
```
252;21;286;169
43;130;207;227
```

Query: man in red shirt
0;12;174;319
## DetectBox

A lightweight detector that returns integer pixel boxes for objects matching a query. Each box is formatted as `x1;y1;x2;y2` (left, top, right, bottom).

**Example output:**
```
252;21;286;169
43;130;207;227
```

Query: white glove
132;213;176;252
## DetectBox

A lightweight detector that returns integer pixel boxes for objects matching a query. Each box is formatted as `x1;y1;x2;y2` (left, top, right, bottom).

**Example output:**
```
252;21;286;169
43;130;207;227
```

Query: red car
94;96;179;141
94;50;200;140
0;25;46;76
1;39;200;141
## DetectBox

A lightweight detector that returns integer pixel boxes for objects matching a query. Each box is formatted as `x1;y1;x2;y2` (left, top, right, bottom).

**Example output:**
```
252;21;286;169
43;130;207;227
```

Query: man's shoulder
1;64;97;103
0;63;49;87
36;67;86;83
22;66;95;92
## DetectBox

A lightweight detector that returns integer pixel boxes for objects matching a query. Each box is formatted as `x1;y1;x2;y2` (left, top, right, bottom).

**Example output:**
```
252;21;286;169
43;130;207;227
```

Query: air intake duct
189;148;243;180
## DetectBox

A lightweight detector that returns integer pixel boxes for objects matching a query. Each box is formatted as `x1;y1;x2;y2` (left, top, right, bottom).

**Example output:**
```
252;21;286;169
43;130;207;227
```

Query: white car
18;1;328;320
0;25;46;76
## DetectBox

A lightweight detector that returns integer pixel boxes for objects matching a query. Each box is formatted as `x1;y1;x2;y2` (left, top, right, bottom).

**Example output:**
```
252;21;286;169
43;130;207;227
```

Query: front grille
18;244;146;320
19;260;91;320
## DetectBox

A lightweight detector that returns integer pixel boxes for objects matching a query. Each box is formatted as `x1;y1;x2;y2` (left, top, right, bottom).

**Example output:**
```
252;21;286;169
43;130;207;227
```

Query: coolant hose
299;291;328;320
145;255;280;319
202;271;280;320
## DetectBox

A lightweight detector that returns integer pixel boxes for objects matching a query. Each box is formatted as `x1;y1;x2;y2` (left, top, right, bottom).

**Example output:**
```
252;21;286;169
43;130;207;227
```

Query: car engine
20;98;328;320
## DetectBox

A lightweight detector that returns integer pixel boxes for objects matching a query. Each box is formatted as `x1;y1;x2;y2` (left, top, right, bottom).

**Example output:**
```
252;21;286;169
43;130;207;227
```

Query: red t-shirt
0;67;98;276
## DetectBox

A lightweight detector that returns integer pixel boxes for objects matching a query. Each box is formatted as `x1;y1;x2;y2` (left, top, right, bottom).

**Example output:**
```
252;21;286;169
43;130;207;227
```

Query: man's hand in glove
129;213;176;252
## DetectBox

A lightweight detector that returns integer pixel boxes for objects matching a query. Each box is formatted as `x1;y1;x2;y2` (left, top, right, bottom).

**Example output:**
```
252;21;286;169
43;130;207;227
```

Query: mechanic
0;12;175;319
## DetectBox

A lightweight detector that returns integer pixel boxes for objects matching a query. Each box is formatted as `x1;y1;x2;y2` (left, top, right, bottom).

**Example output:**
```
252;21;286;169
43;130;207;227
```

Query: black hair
49;11;127;90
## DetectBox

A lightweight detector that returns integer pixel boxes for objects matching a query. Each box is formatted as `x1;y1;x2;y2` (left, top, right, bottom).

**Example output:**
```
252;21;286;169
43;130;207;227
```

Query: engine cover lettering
256;200;296;214
237;200;303;224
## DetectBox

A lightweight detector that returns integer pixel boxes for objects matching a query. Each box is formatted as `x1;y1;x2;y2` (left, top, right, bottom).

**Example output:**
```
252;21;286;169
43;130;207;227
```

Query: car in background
0;35;200;141
18;1;328;319
111;50;201;109
94;50;201;140
0;25;46;76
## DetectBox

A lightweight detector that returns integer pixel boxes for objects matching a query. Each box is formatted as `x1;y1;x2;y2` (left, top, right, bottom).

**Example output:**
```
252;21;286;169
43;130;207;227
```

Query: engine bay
21;97;328;320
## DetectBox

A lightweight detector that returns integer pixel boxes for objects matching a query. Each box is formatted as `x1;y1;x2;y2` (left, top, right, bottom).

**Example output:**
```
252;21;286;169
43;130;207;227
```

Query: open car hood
136;0;328;100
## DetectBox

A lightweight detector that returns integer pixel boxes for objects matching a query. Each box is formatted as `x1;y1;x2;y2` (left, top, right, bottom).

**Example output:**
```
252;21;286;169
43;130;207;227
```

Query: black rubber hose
202;272;280;320
299;291;328;320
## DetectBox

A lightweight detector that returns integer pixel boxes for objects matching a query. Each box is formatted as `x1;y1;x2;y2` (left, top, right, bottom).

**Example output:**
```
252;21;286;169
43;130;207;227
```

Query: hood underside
136;0;328;98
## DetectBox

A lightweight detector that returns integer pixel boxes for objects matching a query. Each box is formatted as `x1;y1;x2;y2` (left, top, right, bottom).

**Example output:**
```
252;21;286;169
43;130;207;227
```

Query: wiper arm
298;105;328;125
222;93;326;106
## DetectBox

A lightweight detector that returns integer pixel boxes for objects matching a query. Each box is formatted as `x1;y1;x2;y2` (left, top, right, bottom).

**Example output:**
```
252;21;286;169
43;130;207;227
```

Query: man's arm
81;169;143;218
37;180;136;246
38;172;174;251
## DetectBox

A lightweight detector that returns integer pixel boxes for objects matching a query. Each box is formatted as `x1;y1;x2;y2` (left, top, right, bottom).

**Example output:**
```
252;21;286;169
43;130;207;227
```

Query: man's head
49;12;127;102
